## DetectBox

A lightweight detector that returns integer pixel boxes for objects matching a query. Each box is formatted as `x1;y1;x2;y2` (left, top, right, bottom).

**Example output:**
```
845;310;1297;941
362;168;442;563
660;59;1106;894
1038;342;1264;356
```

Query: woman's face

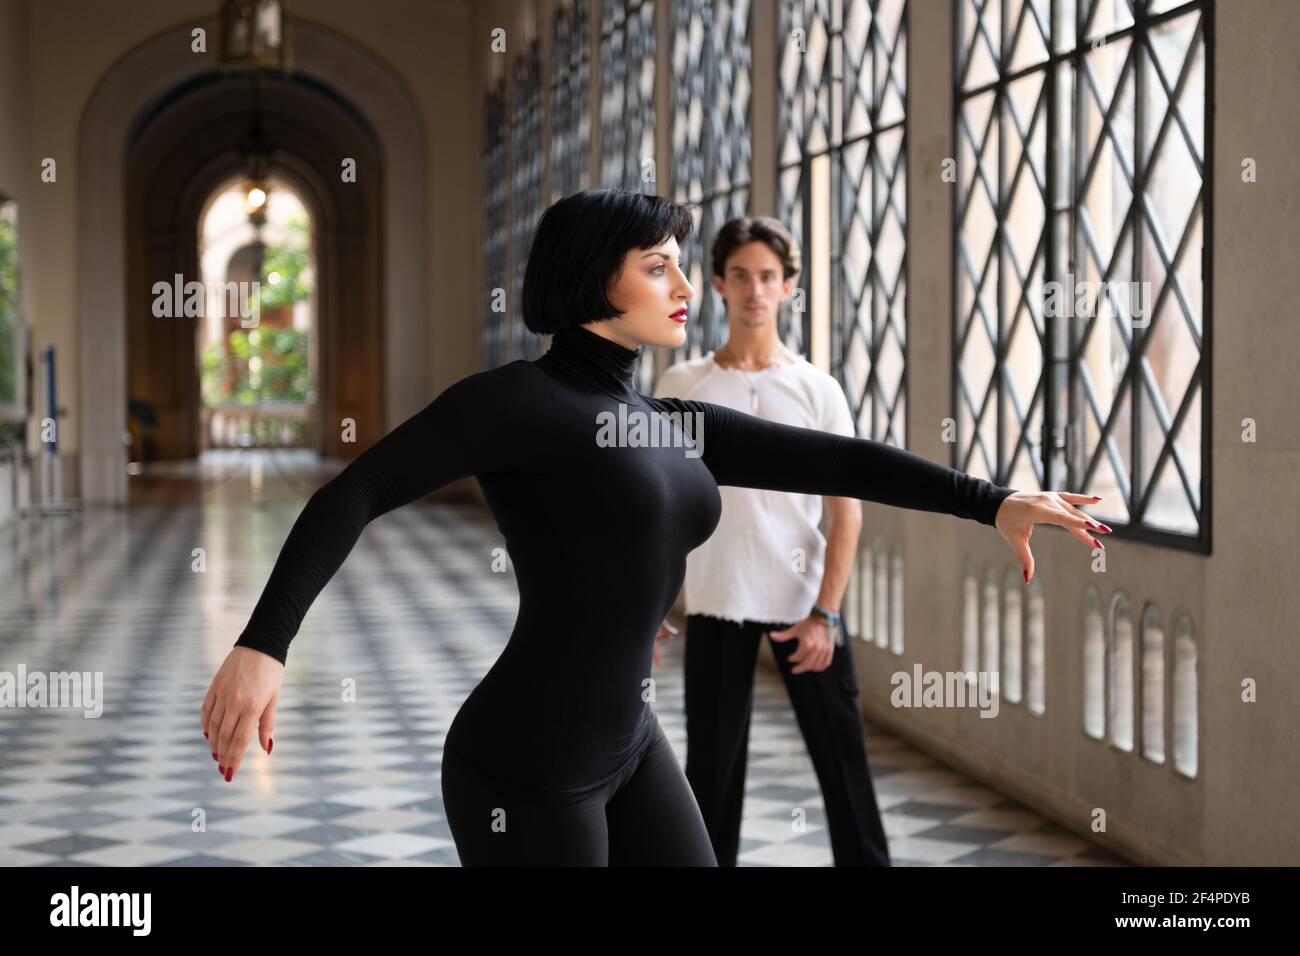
586;237;694;350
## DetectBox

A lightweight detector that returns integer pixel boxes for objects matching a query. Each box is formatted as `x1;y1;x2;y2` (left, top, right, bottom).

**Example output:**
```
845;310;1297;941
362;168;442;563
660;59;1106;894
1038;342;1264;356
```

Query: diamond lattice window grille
778;0;908;445
954;0;1210;549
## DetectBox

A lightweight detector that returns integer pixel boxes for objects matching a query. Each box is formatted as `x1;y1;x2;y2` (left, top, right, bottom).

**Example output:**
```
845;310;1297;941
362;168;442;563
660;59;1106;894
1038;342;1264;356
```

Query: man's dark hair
710;216;802;281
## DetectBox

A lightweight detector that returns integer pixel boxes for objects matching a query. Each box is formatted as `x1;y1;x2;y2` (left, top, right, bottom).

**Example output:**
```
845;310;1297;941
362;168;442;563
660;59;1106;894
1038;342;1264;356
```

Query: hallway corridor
0;451;1125;867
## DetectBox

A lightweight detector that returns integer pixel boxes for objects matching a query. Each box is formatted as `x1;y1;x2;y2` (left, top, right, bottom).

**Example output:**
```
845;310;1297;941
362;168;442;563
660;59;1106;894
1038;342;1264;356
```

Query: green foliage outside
201;212;313;406
0;204;17;410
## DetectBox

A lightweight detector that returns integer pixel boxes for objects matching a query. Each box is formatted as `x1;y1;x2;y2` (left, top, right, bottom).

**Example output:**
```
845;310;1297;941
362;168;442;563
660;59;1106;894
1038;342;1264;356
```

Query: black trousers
440;712;718;866
684;613;892;866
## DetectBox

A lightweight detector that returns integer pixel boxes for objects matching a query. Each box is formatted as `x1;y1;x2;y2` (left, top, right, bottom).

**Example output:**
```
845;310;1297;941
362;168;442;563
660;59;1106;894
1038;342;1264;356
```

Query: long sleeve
234;362;552;665
652;396;1016;528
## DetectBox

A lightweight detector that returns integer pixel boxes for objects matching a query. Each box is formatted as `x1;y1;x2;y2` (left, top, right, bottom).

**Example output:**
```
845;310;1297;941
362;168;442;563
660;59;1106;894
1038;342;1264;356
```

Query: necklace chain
715;345;791;413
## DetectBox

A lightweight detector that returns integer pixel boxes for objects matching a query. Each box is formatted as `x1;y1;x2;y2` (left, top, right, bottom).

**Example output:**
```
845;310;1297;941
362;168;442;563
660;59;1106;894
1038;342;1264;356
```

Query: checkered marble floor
0;449;1127;867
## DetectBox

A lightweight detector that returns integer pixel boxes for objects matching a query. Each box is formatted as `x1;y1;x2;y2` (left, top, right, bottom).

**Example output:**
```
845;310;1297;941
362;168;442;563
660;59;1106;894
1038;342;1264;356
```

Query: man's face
712;241;795;330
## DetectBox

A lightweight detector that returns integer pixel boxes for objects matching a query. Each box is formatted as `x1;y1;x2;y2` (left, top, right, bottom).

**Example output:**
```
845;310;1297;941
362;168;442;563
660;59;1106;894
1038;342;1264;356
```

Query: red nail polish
218;765;224;773
267;738;273;755
1093;537;1104;549
1023;569;1029;582
212;752;218;760
225;768;233;782
203;730;209;739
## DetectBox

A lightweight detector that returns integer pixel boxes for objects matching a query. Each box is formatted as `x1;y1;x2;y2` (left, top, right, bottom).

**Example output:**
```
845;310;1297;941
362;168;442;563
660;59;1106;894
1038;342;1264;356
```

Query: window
1107;589;1134;751
981;562;1000;695
954;0;1211;550
1083;585;1104;737
1003;566;1023;701
0;198;20;419
510;40;546;363
483;38;547;371
1026;575;1046;713
889;542;904;653
482;80;510;370
549;0;593;204
778;0;908;445
1141;601;1165;762
874;536;889;650
961;560;979;674
600;0;656;191
668;0;753;365
1171;608;1197;777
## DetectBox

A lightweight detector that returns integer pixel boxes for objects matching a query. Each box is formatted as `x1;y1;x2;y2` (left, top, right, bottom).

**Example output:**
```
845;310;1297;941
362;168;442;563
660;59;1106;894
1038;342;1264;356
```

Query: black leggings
439;715;718;866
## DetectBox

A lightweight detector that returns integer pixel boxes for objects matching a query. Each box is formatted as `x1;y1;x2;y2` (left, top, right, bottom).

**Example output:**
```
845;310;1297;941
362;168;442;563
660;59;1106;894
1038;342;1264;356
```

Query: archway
77;16;428;504
125;69;381;470
197;177;318;451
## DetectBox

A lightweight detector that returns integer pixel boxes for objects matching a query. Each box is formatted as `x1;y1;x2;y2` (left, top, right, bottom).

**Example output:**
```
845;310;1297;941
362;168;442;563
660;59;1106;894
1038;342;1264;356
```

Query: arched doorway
125;69;381;470
196;176;318;452
77;17;428;504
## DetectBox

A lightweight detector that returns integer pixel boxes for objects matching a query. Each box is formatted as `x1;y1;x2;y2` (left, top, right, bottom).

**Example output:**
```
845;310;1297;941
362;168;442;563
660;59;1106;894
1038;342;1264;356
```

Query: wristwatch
810;604;845;647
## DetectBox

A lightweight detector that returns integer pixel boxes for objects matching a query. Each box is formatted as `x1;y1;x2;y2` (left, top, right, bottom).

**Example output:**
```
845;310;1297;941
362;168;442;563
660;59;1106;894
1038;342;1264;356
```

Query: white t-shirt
652;349;856;626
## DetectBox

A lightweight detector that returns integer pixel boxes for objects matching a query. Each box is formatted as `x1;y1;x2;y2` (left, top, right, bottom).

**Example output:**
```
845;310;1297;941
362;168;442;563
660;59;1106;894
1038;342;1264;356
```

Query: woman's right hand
993;490;1110;583
201;646;284;782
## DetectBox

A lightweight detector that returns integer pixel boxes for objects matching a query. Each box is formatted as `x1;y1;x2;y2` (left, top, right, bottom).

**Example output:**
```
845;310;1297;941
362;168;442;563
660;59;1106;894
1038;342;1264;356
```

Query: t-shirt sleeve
819;374;856;440
653;395;1016;529
233;361;552;665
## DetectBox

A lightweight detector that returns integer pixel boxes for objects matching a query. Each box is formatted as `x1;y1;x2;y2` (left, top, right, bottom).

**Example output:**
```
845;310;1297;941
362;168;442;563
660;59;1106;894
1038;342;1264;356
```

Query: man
651;216;891;867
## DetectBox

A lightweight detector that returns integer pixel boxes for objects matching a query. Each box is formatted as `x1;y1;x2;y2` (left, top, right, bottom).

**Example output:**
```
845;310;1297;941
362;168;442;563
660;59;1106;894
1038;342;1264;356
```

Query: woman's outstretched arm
234;363;551;665
655;395;1014;524
201;361;552;782
651;395;1110;578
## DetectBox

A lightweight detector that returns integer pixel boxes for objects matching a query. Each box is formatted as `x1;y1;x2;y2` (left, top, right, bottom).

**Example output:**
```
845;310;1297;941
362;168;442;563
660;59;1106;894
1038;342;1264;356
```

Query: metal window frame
776;0;910;446
600;0;657;191
952;0;1213;553
482;79;510;370
668;0;755;369
510;39;546;363
549;0;594;204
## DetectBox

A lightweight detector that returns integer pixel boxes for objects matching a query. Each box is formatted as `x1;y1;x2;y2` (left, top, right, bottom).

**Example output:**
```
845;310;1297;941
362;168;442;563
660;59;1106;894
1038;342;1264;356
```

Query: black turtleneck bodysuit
233;322;1014;860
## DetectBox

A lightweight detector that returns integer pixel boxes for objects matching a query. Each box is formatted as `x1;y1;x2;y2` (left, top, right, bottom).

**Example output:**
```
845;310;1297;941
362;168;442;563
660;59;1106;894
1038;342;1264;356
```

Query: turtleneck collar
544;322;644;403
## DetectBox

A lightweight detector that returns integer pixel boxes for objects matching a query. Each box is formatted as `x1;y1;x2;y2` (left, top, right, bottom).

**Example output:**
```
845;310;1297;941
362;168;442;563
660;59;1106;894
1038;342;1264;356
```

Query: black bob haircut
521;188;697;335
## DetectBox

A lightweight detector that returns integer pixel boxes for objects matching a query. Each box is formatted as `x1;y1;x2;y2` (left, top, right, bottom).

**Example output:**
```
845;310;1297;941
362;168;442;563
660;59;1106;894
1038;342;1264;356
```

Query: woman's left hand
994;491;1112;583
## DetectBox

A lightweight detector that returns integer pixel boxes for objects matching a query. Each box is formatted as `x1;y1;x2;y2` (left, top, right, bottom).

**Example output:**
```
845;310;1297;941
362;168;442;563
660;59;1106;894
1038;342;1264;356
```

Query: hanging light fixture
218;1;290;250
239;72;271;229
219;0;289;73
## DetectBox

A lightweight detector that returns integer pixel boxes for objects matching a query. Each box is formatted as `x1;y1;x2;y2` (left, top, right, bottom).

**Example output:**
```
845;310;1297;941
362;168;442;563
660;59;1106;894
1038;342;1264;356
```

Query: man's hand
770;616;834;674
652;618;679;667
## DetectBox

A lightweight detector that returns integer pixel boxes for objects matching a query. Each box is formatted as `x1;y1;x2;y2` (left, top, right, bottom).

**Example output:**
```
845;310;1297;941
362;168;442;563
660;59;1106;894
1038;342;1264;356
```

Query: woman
200;188;1109;866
